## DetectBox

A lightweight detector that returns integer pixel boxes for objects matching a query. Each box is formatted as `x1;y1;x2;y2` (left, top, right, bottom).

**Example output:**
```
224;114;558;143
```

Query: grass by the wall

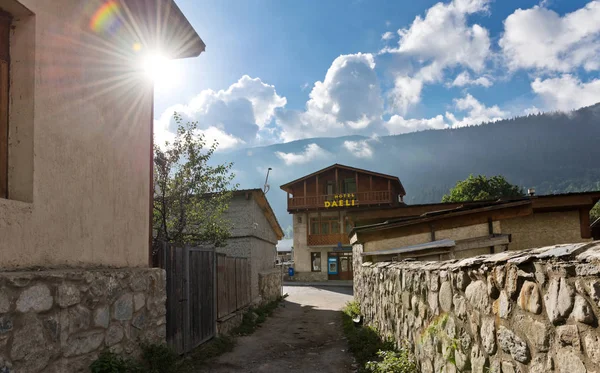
341;301;417;373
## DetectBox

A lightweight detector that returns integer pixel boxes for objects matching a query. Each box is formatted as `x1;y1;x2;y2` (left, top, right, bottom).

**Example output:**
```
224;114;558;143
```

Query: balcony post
303;180;307;205
355;172;358;194
370;175;373;201
316;175;319;202
335;168;339;194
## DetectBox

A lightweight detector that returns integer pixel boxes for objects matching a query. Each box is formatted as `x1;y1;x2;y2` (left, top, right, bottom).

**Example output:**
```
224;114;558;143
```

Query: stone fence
354;241;600;373
0;268;166;373
259;269;282;304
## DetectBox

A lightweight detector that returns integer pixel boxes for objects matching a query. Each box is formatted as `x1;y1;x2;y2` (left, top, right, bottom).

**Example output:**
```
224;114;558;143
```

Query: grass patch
232;296;284;336
342;301;417;373
177;336;236;372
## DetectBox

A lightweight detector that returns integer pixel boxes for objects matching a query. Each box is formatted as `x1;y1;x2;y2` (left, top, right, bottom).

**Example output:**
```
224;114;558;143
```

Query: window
326;181;335;201
0;12;10;199
310;219;319;234
311;216;340;235
311;252;321;272
343;178;356;194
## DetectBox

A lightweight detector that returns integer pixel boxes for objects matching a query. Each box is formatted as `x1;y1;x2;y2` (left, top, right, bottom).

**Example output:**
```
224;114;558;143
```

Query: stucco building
0;1;203;371
350;192;600;262
218;189;284;304
280;164;406;282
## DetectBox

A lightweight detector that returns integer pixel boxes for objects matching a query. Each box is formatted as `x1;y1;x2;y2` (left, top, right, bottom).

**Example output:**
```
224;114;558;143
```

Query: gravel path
201;286;355;373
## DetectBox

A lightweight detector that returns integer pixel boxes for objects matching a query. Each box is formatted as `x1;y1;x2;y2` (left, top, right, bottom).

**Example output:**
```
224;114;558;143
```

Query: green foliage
421;314;462;371
591;201;600;223
365;349;418;373
139;342;178;373
233;297;283;336
153;112;238;248
343;301;361;319
442;174;524;203
89;351;142;373
177;336;236;372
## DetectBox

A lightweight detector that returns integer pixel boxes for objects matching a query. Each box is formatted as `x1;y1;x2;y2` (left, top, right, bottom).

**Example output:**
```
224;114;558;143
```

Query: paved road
202;286;355;373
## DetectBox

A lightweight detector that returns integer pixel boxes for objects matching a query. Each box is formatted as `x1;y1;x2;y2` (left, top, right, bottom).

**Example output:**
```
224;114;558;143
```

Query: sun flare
142;52;180;91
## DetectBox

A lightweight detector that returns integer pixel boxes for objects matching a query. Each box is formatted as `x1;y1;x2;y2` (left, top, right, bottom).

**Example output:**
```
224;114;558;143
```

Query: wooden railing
307;233;350;246
288;191;393;210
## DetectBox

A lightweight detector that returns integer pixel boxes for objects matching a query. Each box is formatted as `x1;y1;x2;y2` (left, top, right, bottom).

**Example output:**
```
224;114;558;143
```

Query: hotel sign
324;194;357;208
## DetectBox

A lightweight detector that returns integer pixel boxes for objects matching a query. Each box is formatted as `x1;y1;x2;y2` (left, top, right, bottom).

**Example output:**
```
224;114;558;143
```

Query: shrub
139;342;178;373
343;301;361;319
89;351;142;373
365;350;418;373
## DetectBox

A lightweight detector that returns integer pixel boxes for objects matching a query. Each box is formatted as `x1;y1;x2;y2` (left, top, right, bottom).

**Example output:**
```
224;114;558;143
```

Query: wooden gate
155;243;216;355
216;254;251;319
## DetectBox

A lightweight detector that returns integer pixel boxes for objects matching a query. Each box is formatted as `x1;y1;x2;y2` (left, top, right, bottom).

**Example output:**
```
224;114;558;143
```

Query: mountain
210;103;600;233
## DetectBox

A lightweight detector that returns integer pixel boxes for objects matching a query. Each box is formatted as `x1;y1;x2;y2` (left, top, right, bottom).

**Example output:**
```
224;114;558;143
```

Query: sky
153;0;600;154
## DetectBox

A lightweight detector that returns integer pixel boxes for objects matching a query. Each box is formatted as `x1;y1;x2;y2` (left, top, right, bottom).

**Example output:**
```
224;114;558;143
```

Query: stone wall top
361;241;600;272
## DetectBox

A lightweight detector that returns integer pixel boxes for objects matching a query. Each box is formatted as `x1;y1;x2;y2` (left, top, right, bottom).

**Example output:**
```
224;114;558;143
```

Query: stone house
280;163;406;282
350;191;600;262
0;1;203;371
218;189;284;304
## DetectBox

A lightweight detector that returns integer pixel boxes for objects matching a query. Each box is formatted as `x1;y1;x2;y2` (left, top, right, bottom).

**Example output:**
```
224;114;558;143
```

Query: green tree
153;113;238;248
591;201;600;223
441;174;524;203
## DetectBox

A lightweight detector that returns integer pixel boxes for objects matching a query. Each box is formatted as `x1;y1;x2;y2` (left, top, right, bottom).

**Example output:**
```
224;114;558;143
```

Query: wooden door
338;253;353;281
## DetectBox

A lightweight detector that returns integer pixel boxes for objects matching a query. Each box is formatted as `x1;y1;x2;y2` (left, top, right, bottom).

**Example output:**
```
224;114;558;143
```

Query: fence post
184;245;191;354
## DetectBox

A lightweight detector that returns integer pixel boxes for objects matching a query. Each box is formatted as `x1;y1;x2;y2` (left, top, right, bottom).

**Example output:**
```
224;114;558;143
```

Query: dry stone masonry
0;268;166;373
354;241;600;373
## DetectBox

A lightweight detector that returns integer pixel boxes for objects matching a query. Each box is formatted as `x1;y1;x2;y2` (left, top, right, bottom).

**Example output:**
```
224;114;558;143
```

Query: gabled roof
280;163;406;195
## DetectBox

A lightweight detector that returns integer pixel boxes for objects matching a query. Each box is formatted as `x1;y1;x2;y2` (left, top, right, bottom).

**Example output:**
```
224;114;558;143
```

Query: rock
455;271;471;291
0;291;10;313
514;315;551;352
534;262;546;286
470;344;488;373
480;318;496;354
106;324;124;346
555;349;587;373
16;284;53;313
545;277;575;324
428;272;440;292
0;316;12;335
586;280;600;306
43;315;60;342
497;326;530;363
454;349;469;372
487;275;500;299
445;316;457;339
93;306;110;329
517;281;542;314
129;273;148;292
529;355;548;373
411;295;419;315
584;333;600;365
495;265;506;288
556;325;580;349
466;281;490;313
506;266;519;298
571;295;596;325
64;331;105;357
402;292;411;310
439;282;453;312
428;291;439;314
132;312;146;330
10;316;51;371
113;294;133;321
494;291;512;319
67;305;91;334
453;294;467;319
133;293;145;312
501;361;517;373
57;284;81;308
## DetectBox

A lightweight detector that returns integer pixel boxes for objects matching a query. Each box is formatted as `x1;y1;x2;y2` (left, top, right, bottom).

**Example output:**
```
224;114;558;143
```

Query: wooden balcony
288;191;394;211
307;233;350;246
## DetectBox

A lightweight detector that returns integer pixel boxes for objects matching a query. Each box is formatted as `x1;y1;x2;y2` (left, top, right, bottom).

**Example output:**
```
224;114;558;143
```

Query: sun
142;52;180;91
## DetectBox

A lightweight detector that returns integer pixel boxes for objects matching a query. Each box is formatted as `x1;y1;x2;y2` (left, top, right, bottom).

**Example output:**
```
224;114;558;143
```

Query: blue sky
153;0;600;152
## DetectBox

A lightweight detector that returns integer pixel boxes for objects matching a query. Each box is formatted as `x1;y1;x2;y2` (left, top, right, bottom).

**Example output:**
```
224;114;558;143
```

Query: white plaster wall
0;1;153;268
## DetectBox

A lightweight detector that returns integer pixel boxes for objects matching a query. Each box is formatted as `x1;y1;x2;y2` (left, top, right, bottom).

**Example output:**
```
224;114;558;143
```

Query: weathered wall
354;241;600;373
0;0;153;268
258;269;281;304
0;268;166;373
502;211;590;252
251;239;277;302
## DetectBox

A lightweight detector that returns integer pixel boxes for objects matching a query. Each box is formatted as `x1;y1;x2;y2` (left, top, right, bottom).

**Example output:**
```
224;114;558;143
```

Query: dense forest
211;103;600;228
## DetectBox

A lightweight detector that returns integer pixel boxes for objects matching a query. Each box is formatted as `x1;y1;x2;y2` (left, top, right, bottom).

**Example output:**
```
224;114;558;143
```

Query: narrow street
202;286;355;373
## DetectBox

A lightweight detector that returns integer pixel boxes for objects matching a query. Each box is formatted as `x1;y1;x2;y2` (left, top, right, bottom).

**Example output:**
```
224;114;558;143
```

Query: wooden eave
279;163;405;195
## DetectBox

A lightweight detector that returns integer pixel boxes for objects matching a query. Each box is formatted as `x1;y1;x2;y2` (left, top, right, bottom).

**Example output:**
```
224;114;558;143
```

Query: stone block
545;277;575;324
571;295;595;325
64;331;105;357
0;316;13;335
439;282;453;312
133;293;145;312
453;294;467;319
514;314;551;352
10;315;51;371
113;294;133;321
584;333;600;365
494;290;512;319
466;280;490;313
497;326;530;363
106;324;124;346
0;291;10;313
455;271;471;291
470;344;488;373
556;324;580;349
555;349;586;373
16;284;53;313
480;317;496;355
57;284;81;308
517;281;542;314
94;306;110;329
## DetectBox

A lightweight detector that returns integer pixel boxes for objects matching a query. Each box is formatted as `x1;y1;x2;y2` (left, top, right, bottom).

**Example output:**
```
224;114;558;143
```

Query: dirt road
202;286;355;373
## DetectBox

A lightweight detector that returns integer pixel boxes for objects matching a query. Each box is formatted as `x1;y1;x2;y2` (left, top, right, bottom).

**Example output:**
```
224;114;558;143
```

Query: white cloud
524;106;542;115
381;31;395;41
531;75;600;111
343;140;374;158
445;93;508;127
275;144;330;165
500;1;600;72
383;0;492;112
449;71;493;87
154;75;286;149
276;53;384;142
385;115;448;134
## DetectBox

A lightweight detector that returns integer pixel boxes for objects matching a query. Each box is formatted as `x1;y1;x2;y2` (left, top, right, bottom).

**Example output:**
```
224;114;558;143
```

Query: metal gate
155;243;216;355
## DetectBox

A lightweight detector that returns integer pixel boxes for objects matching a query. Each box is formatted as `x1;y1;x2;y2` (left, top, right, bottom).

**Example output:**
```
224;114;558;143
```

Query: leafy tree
153;113;238;248
441;174;524;203
591;201;600;223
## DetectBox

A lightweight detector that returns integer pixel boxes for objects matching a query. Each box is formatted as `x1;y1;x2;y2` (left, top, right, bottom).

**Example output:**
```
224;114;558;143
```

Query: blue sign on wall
328;257;338;275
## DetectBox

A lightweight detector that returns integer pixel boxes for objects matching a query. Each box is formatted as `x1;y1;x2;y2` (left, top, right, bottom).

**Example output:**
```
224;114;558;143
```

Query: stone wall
0;268;166;373
354;241;600;373
259;269;282;304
